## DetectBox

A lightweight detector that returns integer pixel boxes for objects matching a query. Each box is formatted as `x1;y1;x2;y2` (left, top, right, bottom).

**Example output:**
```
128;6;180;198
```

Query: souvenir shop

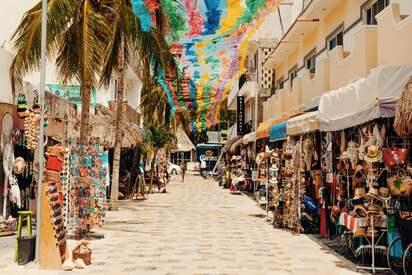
223;132;261;193
253;66;412;273
0;91;116;268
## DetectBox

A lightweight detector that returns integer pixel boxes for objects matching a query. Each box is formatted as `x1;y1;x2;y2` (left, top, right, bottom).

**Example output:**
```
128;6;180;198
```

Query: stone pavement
0;175;360;275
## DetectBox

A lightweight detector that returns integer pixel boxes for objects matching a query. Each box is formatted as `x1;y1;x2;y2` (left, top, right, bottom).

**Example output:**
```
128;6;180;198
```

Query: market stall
317;65;412;272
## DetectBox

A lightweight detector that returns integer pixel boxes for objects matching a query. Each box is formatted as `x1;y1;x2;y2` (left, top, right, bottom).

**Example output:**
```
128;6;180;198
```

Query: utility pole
35;0;47;262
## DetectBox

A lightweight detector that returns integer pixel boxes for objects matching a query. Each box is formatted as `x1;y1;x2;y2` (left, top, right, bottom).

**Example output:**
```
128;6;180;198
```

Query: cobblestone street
1;175;360;274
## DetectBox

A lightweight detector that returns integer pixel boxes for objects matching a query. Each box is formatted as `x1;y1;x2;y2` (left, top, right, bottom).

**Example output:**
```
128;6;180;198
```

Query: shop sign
199;149;218;162
237;96;245;135
47;84;97;107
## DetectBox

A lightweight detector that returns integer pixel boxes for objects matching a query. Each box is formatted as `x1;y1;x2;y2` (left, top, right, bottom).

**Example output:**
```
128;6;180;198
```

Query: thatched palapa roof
394;76;412;136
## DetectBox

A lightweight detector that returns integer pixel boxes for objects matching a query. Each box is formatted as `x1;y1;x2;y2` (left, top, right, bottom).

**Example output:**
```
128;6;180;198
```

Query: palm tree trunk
80;84;91;145
110;34;125;210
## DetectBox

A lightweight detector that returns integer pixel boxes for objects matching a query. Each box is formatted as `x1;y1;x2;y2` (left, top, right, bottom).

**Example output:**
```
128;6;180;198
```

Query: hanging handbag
388;170;412;197
383;147;408;168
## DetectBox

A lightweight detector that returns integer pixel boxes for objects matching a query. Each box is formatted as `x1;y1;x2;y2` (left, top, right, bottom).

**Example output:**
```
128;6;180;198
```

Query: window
276;77;284;91
288;66;298;88
327;25;343;52
248;53;257;72
304;49;317;74
363;0;389;25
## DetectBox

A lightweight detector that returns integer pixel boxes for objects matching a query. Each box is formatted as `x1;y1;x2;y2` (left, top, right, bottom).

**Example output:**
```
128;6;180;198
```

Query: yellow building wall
377;4;412;66
268;0;412;115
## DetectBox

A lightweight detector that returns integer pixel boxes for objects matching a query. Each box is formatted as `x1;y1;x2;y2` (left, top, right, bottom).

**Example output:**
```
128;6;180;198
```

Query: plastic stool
15;211;33;262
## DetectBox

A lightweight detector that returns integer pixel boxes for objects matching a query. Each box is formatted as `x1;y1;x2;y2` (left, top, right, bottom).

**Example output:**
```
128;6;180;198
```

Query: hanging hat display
16;94;28;119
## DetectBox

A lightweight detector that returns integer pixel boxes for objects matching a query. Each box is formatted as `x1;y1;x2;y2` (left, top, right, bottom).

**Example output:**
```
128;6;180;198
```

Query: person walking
200;159;207;179
180;161;186;183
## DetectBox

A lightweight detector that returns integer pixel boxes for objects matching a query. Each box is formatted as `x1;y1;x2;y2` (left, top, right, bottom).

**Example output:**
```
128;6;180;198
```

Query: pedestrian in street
180;161;186;183
138;166;147;199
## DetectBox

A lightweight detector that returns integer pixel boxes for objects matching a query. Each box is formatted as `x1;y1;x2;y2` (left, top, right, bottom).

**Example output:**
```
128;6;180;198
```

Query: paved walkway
1;175;359;274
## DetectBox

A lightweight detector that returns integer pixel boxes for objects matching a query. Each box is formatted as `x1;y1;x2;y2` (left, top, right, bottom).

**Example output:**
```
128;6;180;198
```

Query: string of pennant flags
132;0;278;132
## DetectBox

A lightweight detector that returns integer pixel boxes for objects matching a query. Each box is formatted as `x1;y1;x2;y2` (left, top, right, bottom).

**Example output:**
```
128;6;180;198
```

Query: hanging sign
237;96;245;135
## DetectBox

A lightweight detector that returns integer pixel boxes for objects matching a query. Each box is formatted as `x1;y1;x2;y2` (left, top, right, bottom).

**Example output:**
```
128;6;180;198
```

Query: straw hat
367;204;380;215
353;187;366;200
51;134;63;143
365;187;380;200
354;205;368;218
231;155;241;162
378;187;390;199
364;146;382;163
271;151;279;159
269;178;278;185
269;163;279;171
12;157;26;175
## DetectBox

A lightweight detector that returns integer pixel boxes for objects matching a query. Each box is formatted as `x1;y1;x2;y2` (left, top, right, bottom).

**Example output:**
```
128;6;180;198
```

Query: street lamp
35;0;47;263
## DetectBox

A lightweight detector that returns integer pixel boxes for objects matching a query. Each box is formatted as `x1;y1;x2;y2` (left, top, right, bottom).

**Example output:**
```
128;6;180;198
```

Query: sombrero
269;163;279;172
365;187;381;200
378;187;390;199
13;157;26;175
364;145;382;163
354;205;368;218
269;178;278;185
367;204;381;215
353;187;366;200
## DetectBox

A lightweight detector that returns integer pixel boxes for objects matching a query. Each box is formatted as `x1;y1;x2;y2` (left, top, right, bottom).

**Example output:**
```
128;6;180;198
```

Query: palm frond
56;0;112;86
10;0;75;93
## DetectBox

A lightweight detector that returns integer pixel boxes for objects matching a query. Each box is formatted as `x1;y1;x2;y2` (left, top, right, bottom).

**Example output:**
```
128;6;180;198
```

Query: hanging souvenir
16;94;28;119
32;93;40;113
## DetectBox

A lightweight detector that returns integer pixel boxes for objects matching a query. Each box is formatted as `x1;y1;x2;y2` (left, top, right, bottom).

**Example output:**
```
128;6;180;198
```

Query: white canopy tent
319;65;412;131
243;132;256;145
287;111;319;136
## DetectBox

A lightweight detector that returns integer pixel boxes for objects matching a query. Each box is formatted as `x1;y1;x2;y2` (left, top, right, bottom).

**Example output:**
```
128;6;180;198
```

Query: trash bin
17;236;36;265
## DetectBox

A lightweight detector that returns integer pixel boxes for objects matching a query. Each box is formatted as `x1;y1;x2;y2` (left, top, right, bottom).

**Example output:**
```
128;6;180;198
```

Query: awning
287;111;319;136
319;65;412;131
242;132;256;145
229;138;244;154
256;115;288;139
269;121;287;142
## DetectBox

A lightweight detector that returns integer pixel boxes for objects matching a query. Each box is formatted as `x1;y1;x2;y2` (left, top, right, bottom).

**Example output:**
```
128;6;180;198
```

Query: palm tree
10;0;112;144
99;0;178;209
143;123;175;193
